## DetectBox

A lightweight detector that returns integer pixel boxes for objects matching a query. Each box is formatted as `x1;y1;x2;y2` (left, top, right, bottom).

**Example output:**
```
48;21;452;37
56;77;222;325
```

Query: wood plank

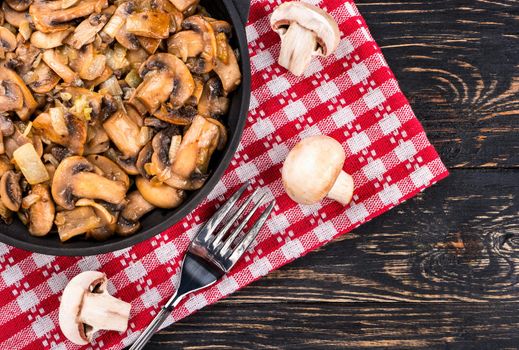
356;0;519;168
148;302;519;349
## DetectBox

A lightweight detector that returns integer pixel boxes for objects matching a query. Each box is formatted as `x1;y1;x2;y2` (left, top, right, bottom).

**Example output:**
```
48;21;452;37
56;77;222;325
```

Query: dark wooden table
146;1;519;348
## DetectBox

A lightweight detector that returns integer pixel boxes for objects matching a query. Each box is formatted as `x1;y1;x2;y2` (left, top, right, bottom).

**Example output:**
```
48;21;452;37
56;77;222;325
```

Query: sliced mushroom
182;15;216;74
42;49;82;85
2;2;32;28
105;148;140;175
146;126;180;180
26;183;55;236
135;176;184;209
33;109;87;155
135;141;153;178
0;26;17;53
65;12;110;49
30;28;73;49
0;155;14;177
126;11;170;39
55;206;103;241
0;170;21;211
133;52;194;112
30;0;108;33
0;115;15;137
0;66;37;120
168;0;198;12
137;36;161;55
197;76;229;118
84;123;110;155
5;0;32;12
213;41;241;93
116;190;153;236
75;198;116;241
51;156;127;210
28;62;61;93
103;109;143;157
153;104;196;125
100;2;134;42
86;154;130;189
0;79;24;112
167;30;203;62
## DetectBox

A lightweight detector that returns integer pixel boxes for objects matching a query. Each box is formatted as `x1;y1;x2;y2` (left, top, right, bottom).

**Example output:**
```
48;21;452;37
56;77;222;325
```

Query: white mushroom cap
282;135;354;205
271;2;340;57
59;271;131;345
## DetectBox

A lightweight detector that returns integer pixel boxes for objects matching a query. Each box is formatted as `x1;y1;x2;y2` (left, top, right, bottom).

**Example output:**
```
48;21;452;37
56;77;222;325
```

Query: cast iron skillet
0;0;251;256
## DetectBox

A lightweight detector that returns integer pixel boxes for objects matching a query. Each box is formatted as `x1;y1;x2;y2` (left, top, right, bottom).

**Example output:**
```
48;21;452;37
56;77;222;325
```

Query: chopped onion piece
49;107;68;136
99;76;123;96
13;143;50;185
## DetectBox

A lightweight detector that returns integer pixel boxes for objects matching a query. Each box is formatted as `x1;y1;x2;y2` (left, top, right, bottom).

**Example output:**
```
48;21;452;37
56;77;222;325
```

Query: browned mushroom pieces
0;200;13;224
5;0;32;12
29;62;60;93
132;71;174;113
135;176;184;209
198;77;229;118
0;80;24;112
30;29;73;49
167;30;203;62
84;124;110;155
86;154;130;189
214;42;241;93
206;18;232;35
116;190;154;236
148;126;179;179
207;117;227;151
2;2;31;28
135;141;153;178
182;15;216;74
153;104;196;125
105;148;140;175
0;27;17;52
0;170;21;211
79;54;106;81
27;184;55;236
42;50;81;86
168;0;197;12
137;36;161;55
101;2;134;41
114;25;140;50
55;206;103;242
126;11;170;39
0;155;14;178
30;0;108;33
33;111;87;155
0;67;37;121
65;13;110;50
103;110;142;157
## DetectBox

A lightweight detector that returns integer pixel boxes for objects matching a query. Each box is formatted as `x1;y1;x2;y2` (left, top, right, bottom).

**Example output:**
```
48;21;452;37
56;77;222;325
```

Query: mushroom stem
326;171;354;205
278;22;316;76
79;292;131;333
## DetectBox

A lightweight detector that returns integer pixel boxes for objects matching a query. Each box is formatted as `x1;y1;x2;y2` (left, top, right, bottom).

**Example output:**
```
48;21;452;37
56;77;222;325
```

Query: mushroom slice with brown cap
168;0;198;12
59;271;131;345
213;41;241;93
153;104;196;125
116;190;154;236
55;206;103;241
105;148;140;175
2;2;32;28
86;154;130;189
197;77;229;118
136;176;185;209
5;0;32;12
133;53;194;112
282;135;354;205
0;170;22;211
270;2;340;76
182;15;216;74
30;28;73;49
65;13;110;50
103;110;143;158
0;80;24;112
145;126;180;180
29;62;61;93
25;183;55;236
167;30;203;62
42;49;82;86
75;198;117;241
0;66;37;120
51;156;127;210
0;26;17;53
126;11;170;39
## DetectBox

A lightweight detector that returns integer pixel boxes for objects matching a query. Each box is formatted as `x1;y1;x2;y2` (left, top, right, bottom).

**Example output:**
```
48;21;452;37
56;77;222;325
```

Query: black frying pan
0;0;251;256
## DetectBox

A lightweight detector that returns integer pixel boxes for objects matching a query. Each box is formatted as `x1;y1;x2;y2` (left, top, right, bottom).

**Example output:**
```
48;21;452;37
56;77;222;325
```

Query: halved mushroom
0;170;22;211
65;12;110;49
25;183;55;236
55;206;103;241
213;41;241;93
0;80;24;112
0;66;37;120
30;0;108;33
0;26;17;54
33;109;88;155
86;154;130;189
182;15;216;74
167;30;203;62
133;52;194;112
116;190;154;236
197;77;229;118
28;62;61;93
103;109;143;157
126;11;170;39
135;176;184;209
42;49;82;86
5;0;32;12
168;0;198;12
30;28;73;49
2;2;31;28
51;156;127;210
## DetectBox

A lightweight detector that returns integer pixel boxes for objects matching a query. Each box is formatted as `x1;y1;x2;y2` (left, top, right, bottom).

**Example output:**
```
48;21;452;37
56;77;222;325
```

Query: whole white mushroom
282;135;354;205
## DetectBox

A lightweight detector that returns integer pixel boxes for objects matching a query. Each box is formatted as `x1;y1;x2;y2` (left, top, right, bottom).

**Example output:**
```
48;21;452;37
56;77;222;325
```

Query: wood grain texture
138;1;519;348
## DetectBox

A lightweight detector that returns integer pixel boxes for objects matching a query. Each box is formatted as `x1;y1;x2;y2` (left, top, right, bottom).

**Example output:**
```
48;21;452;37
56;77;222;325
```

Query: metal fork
129;181;275;350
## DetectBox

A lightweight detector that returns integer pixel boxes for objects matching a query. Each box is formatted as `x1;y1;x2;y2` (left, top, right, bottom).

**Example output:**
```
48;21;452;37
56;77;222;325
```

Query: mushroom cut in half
59;271;131;345
270;2;340;76
282;135;354;205
51;156;127;210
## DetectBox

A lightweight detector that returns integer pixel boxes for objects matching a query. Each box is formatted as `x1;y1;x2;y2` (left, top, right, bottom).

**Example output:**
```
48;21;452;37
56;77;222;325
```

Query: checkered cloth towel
0;0;449;349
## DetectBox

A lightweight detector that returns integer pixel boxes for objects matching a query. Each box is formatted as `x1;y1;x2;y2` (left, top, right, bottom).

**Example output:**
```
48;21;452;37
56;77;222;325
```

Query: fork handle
129;293;184;350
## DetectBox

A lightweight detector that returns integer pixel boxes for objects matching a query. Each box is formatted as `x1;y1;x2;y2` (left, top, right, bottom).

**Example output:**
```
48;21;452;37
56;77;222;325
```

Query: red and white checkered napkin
0;1;449;349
